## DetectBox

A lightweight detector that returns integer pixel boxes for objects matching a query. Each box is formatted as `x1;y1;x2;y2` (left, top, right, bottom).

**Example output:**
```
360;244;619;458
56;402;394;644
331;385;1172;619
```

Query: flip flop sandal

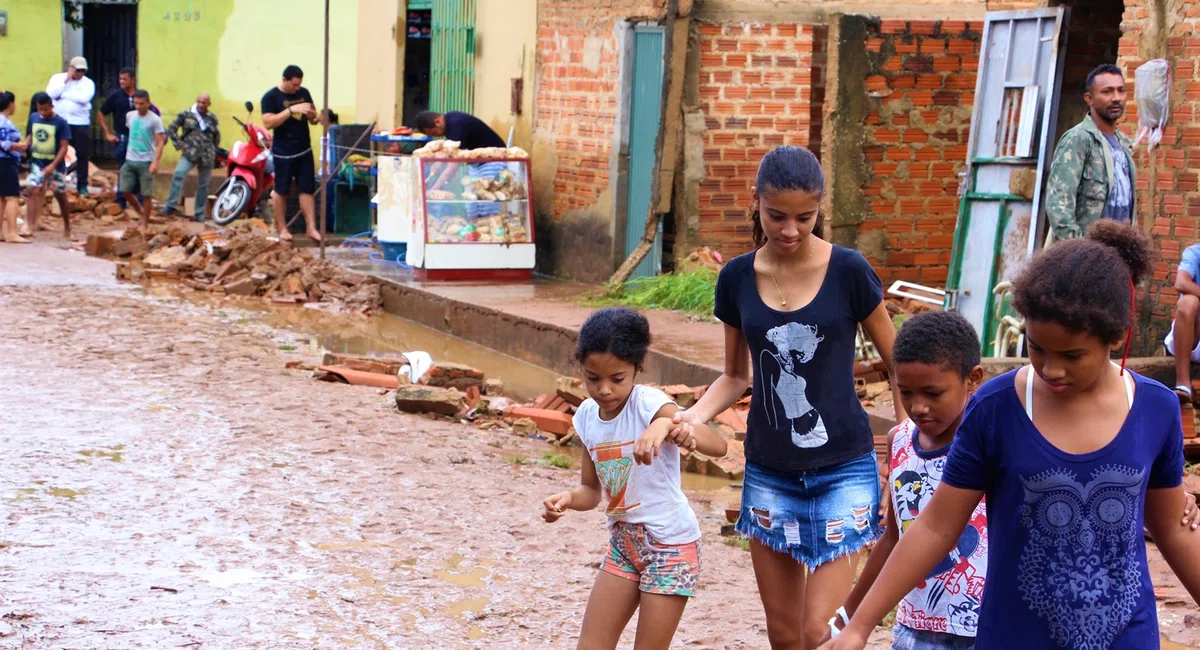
1174;385;1193;403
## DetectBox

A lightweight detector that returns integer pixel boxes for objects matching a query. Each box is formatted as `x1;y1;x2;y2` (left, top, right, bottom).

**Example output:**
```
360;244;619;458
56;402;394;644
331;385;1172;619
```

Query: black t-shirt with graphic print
714;246;884;472
261;86;315;156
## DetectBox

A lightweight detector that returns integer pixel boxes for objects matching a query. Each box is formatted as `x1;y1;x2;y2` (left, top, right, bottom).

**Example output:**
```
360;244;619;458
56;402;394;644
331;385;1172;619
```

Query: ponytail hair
749;146;826;247
1012;220;1154;343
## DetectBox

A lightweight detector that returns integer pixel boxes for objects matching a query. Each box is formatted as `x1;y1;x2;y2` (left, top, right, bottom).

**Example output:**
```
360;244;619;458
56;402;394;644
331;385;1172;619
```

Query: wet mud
0;244;1195;649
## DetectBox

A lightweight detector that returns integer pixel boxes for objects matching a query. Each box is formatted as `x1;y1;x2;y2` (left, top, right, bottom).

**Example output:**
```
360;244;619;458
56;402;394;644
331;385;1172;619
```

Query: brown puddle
435;553;491;588
148;286;563;401
77;446;125;463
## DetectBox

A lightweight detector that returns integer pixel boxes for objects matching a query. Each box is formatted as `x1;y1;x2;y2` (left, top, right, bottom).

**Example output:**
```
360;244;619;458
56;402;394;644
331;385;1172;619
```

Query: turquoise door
625;26;666;279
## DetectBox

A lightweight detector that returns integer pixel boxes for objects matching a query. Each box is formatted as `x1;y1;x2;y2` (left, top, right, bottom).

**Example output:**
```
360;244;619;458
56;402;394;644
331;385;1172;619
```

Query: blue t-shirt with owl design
714;245;883;472
942;370;1185;649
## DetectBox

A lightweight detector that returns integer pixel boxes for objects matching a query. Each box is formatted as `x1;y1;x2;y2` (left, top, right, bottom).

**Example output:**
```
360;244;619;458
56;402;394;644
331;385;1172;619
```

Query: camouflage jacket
168;108;220;165
1044;114;1136;240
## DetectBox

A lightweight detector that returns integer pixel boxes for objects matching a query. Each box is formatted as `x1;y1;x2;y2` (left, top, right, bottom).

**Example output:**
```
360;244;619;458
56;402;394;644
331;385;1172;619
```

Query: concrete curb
375;279;723;387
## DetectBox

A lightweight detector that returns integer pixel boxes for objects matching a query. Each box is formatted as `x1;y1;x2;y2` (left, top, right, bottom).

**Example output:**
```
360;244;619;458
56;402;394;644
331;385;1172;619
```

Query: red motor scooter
211;101;275;226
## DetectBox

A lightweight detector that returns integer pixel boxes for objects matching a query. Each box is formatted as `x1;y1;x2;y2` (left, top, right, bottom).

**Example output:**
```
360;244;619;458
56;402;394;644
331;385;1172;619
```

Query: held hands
106;133;119;144
10;141;28;153
815;630;868;650
668;410;701;451
634;418;698;465
542;491;572;523
1183;491;1199;531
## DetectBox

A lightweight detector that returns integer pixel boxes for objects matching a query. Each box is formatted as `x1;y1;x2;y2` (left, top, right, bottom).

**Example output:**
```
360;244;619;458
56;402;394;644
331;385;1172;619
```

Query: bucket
379;240;408;264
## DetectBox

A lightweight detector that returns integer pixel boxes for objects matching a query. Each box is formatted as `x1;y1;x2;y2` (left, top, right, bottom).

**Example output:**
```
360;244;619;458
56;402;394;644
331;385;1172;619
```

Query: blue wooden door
625;27;666;279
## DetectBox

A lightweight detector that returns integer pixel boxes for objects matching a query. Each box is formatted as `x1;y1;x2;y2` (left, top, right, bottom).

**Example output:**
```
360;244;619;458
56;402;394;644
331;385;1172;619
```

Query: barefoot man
260;65;320;241
120;90;167;231
0;90;30;243
24;92;72;238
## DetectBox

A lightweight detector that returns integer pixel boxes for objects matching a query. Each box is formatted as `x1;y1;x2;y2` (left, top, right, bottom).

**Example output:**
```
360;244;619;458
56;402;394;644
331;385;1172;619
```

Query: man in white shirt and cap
45;56;96;195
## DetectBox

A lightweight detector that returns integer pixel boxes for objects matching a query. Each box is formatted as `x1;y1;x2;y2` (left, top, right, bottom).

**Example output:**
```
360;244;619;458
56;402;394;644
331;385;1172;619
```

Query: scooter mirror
244;100;254;114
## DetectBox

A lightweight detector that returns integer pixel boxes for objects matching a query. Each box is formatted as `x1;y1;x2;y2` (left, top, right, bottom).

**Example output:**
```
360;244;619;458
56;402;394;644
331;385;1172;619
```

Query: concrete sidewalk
327;249;725;387
328;248;1191;389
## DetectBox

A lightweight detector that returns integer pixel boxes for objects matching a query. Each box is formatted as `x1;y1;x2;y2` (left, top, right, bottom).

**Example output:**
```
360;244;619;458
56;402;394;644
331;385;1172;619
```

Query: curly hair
1012;220;1154;343
575;307;652;369
750;145;826;247
893;311;982;378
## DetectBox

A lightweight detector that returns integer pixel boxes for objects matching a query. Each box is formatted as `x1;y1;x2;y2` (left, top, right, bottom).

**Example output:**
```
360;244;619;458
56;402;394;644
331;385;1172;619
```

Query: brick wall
858;19;982;285
1052;0;1125;145
1119;0;1200;353
533;0;668;280
694;22;828;253
536;1;667;220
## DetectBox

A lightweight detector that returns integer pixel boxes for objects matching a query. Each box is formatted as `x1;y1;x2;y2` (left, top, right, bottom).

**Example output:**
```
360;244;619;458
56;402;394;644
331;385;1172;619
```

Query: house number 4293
163;11;200;21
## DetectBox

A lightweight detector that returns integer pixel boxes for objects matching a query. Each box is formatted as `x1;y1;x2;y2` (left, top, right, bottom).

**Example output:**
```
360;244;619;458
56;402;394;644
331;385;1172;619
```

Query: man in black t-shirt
414;111;505;150
261;64;319;241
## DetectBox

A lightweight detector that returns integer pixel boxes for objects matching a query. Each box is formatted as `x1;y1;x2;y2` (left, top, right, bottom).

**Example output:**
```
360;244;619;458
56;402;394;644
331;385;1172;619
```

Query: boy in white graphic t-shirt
542;308;727;649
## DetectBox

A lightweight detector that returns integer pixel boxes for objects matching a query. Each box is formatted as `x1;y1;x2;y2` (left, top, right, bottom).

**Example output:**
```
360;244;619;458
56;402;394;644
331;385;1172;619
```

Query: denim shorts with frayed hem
734;451;881;569
892;624;976;650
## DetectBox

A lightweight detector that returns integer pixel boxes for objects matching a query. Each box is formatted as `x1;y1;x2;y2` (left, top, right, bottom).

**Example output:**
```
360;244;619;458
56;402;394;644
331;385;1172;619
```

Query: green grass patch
505;455;528;466
723;535;751;551
542;452;573;469
586;269;717;317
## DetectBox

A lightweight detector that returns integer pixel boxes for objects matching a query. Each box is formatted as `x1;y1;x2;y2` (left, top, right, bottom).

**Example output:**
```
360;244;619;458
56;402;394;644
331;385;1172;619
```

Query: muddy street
0;244;1197;649
0;244;769;649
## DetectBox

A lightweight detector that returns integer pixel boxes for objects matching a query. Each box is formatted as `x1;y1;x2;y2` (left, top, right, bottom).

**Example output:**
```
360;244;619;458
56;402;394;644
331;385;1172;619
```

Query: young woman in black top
675;146;905;648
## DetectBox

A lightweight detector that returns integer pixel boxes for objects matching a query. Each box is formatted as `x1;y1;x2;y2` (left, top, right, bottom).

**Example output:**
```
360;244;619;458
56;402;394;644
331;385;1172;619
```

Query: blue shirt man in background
1167;243;1200;401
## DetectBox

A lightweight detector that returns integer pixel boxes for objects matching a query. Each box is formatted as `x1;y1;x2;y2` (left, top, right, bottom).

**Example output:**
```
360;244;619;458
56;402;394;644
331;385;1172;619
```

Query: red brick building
531;0;1198;351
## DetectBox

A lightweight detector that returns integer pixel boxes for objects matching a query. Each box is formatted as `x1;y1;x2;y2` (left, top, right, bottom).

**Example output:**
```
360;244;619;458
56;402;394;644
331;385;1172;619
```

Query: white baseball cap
69;56;88;71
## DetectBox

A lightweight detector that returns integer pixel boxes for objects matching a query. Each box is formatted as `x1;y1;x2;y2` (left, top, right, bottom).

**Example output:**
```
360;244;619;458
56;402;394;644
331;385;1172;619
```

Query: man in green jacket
1044;64;1136;240
162;93;220;220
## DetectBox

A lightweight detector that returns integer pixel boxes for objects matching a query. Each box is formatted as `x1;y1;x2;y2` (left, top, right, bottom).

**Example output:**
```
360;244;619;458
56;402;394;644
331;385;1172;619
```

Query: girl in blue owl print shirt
821;222;1200;650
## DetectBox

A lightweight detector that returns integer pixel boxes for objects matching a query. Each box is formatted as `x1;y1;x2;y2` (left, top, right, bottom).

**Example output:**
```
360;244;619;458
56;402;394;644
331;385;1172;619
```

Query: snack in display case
427;210;530;244
419;159;533;245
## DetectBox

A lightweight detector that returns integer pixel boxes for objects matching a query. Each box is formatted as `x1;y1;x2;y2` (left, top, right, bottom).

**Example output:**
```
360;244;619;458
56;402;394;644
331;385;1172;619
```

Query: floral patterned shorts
601;521;700;597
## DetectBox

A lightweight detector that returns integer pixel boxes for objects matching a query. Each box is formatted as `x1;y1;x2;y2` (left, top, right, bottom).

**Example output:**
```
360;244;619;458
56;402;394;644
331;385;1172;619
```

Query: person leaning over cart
414;111;508;221
413;110;504;150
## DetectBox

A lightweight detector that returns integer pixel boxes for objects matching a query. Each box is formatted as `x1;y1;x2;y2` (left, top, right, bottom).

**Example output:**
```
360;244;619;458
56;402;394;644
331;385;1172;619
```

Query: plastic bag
1134;59;1170;149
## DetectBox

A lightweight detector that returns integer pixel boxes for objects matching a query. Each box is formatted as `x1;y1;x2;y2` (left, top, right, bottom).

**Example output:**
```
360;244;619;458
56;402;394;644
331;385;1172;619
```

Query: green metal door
946;9;1066;356
625;26;666;279
430;0;475;113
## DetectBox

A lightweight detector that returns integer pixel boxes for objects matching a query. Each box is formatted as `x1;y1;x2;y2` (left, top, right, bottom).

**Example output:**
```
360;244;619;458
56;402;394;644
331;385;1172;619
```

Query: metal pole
319;0;330;260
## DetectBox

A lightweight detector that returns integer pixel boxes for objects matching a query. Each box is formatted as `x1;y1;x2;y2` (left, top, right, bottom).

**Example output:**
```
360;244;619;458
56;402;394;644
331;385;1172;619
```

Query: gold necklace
766;241;810;308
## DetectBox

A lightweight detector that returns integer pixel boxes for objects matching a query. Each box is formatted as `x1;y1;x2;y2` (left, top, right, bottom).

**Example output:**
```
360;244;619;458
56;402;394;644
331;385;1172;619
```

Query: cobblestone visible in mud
0;246;1195;649
0;271;771;649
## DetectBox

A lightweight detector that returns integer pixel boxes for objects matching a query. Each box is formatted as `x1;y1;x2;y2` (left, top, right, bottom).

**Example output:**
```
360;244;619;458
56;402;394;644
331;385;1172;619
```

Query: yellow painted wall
0;1;64;119
137;0;359;165
355;0;404;130
473;0;536;149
